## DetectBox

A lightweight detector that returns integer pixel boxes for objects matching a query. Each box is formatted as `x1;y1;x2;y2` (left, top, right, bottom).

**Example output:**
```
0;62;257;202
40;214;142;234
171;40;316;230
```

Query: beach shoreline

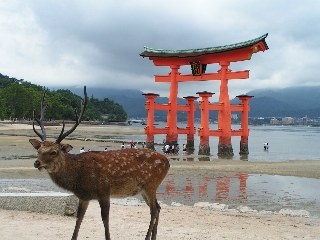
1;123;320;239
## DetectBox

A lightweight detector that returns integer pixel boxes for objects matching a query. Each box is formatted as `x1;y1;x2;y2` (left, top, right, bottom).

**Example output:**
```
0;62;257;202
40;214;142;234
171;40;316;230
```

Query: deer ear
29;139;41;150
62;144;73;153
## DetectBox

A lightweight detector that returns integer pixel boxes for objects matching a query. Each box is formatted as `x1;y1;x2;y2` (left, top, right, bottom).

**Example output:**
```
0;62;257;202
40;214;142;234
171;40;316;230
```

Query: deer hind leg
98;197;111;240
72;199;89;240
141;191;161;240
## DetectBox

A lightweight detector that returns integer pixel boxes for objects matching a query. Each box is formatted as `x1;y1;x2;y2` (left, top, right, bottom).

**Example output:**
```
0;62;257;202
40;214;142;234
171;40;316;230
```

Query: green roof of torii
140;33;268;58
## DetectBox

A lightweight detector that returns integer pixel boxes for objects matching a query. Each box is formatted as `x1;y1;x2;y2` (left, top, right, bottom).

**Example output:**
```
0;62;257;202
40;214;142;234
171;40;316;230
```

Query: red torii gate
140;34;268;156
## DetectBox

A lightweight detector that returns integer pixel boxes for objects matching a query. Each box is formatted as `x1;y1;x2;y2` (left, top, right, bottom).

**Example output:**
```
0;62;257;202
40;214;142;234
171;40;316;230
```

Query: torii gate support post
143;93;159;150
197;91;214;155
165;65;179;146
184;96;198;153
237;95;253;155
218;61;234;156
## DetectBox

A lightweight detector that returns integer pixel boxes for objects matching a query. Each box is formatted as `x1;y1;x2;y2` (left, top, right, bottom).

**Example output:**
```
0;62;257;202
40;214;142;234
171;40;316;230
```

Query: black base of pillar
239;142;249;155
146;141;155;150
218;144;234;156
186;140;195;155
186;140;195;150
198;144;210;155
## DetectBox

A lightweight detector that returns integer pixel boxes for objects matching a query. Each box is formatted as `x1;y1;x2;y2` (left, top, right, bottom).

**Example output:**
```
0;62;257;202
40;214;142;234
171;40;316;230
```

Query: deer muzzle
34;160;40;168
33;160;46;171
34;160;45;170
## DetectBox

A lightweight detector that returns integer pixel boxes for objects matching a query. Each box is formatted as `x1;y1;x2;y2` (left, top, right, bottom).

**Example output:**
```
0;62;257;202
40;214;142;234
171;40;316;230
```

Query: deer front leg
72;199;89;240
98;197;111;240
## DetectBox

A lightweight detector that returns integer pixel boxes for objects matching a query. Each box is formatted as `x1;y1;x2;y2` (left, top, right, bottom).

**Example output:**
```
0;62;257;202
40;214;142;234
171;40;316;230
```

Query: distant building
270;118;280;125
282;117;294;125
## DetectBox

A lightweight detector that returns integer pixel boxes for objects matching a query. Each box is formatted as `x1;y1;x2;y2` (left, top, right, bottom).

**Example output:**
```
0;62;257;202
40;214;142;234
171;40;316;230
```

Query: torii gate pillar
184;96;198;153
142;93;159;150
237;95;254;155
217;61;234;156
197;91;214;155
165;65;180;145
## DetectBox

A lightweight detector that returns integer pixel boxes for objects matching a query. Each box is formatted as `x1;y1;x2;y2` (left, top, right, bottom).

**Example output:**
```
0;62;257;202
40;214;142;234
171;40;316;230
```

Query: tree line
0;73;127;122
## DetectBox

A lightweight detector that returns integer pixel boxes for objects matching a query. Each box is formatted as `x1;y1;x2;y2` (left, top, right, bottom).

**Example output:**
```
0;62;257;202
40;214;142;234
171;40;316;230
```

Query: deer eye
50;151;57;156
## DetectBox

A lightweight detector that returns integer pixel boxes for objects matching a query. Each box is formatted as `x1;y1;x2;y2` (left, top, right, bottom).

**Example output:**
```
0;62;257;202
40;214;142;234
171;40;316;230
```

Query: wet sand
1;123;320;239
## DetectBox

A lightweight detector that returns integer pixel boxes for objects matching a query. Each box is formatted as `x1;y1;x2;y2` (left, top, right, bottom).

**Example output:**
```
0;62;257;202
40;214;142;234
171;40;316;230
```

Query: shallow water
156;173;320;217
116;123;320;162
1;173;319;217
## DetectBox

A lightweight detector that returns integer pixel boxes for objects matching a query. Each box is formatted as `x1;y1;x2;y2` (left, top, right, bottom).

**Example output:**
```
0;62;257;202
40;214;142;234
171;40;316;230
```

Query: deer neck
48;153;81;192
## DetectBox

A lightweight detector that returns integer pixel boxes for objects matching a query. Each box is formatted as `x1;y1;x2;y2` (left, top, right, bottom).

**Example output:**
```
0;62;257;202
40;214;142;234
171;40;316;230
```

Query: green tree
0;73;128;122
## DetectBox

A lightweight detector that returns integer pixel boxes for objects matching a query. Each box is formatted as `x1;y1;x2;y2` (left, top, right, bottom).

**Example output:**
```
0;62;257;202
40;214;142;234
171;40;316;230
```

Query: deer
29;86;170;240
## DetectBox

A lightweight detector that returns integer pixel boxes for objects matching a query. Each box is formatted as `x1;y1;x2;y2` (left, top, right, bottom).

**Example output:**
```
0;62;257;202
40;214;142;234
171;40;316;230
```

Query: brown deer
29;86;170;240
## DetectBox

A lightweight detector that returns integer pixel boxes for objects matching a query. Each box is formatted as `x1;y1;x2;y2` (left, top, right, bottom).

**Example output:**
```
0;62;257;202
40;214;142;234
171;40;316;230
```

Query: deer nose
34;160;40;168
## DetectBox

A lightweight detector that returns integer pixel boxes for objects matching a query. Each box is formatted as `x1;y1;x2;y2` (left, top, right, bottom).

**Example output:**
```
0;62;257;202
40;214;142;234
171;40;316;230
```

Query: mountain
62;86;320;119
231;86;320;117
245;86;320;110
56;87;190;119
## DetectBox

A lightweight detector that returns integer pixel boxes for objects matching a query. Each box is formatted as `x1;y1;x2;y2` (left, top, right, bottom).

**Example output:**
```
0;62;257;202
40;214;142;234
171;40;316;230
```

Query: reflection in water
156;173;320;217
173;155;251;162
158;173;248;204
218;155;234;160
198;156;211;161
240;155;249;161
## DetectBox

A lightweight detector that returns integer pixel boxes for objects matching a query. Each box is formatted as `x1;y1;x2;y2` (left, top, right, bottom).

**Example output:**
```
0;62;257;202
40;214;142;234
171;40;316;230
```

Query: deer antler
56;86;88;143
33;90;47;141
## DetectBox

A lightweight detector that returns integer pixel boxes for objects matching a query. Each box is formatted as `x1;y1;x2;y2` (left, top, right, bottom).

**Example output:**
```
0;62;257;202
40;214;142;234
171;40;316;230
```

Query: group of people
79;147;108;153
263;142;269;151
164;143;179;155
121;141;145;149
79;140;191;154
163;142;188;155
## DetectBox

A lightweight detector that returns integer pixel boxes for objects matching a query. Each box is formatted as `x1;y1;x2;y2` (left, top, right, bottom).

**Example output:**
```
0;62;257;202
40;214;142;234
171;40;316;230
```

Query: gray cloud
1;0;320;101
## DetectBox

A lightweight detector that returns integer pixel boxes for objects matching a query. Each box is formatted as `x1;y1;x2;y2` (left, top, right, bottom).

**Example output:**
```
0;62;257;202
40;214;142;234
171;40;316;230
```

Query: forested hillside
0;73;127;122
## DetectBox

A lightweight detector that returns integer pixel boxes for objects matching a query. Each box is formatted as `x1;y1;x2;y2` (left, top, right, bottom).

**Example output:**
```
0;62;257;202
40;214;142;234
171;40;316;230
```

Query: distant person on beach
182;144;187;155
164;144;170;154
175;144;180;155
170;144;174;155
121;142;125;149
266;143;269;150
142;142;145;148
80;147;85;153
263;142;267;151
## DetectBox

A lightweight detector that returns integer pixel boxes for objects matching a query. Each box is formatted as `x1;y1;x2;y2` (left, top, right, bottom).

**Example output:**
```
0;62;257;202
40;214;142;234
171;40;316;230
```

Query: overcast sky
1;0;319;101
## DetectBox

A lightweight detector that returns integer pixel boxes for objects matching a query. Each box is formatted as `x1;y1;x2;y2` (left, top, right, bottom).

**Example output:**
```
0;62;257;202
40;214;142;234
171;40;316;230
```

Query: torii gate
140;34;268;156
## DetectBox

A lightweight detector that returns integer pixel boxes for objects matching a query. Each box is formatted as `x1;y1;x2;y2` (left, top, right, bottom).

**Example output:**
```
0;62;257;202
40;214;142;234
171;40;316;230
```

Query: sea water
124;123;320;162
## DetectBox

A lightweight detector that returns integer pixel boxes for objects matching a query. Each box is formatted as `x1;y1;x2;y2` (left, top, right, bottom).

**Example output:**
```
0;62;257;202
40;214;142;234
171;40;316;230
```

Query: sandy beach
1;123;320;239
